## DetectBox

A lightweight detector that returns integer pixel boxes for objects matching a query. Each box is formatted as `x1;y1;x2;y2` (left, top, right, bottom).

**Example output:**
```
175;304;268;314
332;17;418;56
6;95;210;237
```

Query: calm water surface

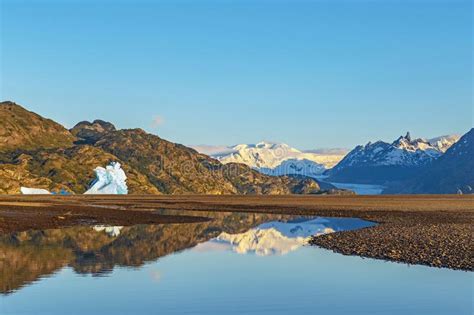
1;211;471;315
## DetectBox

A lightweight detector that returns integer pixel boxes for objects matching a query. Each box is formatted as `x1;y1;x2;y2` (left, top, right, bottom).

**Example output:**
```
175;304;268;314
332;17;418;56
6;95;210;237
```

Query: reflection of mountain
214;217;375;256
217;228;313;256
0;212;294;294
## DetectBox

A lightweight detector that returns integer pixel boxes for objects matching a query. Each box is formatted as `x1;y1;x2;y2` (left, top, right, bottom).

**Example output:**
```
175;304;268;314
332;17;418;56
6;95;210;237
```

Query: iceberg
84;162;128;195
21;162;128;195
20;187;51;195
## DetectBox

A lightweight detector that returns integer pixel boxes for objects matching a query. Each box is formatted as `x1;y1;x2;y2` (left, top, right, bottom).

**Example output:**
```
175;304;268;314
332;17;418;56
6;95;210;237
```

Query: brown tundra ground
0;194;472;271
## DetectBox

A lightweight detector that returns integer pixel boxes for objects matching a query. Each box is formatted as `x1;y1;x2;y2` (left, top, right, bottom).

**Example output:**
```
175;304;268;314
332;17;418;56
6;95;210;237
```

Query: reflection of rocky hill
0;212;292;294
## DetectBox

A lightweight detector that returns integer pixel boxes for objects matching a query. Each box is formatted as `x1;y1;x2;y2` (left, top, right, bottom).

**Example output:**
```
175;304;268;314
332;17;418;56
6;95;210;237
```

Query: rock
70;120;116;144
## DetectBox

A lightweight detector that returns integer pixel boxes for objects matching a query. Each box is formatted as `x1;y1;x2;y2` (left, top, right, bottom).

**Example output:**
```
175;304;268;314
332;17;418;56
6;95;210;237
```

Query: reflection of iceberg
20;187;51;195
21;162;128;195
93;225;123;237
214;217;375;256
85;162;128;194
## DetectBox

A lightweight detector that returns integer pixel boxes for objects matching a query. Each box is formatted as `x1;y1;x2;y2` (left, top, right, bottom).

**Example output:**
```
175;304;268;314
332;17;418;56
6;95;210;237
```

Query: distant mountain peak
405;131;411;142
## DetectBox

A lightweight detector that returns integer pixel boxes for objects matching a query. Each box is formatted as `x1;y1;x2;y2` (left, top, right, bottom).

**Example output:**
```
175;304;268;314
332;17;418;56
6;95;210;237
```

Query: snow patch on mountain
427;134;461;152
189;144;237;156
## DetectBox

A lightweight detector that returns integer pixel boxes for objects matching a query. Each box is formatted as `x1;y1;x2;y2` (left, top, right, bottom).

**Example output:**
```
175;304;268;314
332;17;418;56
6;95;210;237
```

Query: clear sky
1;0;472;149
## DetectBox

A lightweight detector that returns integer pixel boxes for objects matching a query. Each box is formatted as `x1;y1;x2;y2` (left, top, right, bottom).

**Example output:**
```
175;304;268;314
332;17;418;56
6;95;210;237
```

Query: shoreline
0;194;472;271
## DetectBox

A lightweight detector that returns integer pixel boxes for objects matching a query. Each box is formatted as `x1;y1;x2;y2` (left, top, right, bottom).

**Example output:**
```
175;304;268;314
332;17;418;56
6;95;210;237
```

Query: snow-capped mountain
327;132;460;184
386;129;472;194
195;141;346;177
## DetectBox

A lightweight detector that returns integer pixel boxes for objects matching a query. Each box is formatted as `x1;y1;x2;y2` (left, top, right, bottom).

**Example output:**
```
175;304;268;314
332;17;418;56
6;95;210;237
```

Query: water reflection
0;210;376;295
1;212;471;315
0;211;310;294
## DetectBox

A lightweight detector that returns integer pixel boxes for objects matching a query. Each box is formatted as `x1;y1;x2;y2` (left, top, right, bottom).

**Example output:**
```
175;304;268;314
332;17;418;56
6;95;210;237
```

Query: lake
1;211;471;315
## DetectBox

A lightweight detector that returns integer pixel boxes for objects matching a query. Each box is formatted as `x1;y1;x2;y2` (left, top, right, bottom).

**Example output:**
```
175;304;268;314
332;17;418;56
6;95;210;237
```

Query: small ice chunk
20;187;51;195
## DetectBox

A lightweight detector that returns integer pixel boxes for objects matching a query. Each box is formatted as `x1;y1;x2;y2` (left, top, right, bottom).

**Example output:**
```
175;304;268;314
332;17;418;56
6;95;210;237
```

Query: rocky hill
0;101;329;195
0;101;75;152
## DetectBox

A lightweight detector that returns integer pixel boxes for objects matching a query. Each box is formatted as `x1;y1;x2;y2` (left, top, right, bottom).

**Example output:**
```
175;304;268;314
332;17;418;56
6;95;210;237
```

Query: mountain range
325;132;460;184
0;101;339;195
193;131;472;194
1;101;470;195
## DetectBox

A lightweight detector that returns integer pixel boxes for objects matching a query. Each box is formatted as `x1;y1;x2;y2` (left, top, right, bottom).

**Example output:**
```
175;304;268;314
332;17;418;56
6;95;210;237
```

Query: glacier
84;162;128;194
260;158;326;177
21;162;128;195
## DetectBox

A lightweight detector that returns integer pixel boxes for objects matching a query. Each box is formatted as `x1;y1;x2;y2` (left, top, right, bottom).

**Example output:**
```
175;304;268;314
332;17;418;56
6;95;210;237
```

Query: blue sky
1;0;472;149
